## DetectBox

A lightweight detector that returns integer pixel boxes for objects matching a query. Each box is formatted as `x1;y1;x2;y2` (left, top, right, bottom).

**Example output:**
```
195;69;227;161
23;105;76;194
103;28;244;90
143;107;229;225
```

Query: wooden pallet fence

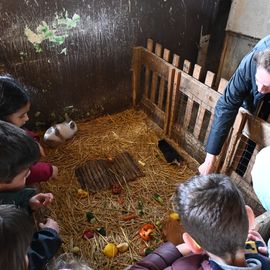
131;38;228;162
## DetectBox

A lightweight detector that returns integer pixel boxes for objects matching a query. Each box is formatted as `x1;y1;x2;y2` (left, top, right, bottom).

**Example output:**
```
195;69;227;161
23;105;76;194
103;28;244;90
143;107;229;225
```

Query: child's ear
245;205;255;230
182;232;203;254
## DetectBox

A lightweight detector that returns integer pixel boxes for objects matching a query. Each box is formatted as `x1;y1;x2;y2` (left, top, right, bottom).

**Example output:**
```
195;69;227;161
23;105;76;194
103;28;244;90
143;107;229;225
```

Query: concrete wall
0;0;230;128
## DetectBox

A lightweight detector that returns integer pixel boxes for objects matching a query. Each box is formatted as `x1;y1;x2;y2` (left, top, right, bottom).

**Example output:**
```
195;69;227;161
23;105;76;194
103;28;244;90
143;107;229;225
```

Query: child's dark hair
0;121;40;183
0;75;30;120
174;174;248;258
0;205;34;270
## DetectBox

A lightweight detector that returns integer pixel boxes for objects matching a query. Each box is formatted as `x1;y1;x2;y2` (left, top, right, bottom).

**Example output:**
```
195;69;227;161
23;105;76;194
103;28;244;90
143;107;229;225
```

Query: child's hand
39;218;60;233
247;229;268;255
38;143;46;157
29;193;54;210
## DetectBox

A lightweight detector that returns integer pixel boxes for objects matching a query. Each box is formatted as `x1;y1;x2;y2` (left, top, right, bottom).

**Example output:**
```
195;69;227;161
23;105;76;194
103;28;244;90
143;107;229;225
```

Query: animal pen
42;39;270;270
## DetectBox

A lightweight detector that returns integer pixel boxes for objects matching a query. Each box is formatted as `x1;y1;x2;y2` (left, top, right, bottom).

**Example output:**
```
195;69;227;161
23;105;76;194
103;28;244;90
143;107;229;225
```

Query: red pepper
139;224;155;241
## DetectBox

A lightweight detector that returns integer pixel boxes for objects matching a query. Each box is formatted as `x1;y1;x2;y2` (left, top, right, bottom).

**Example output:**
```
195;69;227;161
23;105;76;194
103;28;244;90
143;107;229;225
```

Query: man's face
255;66;270;94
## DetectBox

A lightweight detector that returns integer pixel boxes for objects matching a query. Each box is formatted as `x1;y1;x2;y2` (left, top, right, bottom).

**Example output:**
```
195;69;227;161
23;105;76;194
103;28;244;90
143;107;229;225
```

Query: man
199;35;270;175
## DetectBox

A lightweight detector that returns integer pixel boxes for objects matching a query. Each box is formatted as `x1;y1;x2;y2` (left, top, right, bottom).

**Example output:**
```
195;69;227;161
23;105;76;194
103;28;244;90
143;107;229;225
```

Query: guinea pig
43;120;78;147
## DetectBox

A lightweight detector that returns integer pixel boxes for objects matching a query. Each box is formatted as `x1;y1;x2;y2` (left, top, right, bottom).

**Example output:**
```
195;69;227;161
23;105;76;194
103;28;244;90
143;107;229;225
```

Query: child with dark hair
0;204;61;270
0;75;58;184
130;174;270;269
0;121;53;214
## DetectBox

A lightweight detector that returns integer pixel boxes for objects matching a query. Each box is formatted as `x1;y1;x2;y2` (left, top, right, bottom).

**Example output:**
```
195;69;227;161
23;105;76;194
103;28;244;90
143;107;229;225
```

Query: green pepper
153;193;164;204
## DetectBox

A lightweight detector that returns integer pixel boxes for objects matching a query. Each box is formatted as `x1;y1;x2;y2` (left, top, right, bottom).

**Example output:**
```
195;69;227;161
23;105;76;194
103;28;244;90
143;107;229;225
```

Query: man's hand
198;153;217;175
29;193;54;210
39;218;60;233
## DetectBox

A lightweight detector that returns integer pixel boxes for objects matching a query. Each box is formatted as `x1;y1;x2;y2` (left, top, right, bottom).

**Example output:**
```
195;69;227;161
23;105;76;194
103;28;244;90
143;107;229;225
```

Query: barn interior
1;1;270;269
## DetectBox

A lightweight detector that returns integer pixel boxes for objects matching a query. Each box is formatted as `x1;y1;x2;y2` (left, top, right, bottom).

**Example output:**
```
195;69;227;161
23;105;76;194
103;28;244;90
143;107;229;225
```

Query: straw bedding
39;109;196;270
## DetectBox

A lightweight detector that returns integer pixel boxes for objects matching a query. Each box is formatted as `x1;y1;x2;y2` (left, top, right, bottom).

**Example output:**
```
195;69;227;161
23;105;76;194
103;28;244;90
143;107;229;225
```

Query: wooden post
131;47;142;106
150;43;162;103
167;70;181;136
158;48;170;110
144;39;154;98
164;67;176;134
220;108;248;174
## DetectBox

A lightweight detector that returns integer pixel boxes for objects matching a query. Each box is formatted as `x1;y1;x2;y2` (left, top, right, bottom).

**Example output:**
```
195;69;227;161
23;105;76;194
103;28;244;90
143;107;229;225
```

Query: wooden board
75;152;145;192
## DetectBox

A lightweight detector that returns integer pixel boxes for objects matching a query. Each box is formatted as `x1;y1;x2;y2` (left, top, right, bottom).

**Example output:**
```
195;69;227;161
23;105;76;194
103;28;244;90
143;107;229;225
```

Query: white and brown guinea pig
43;120;78;147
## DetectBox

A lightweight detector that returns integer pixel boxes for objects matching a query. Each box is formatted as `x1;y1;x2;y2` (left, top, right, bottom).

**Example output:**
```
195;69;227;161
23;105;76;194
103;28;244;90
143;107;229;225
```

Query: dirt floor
39;109;196;270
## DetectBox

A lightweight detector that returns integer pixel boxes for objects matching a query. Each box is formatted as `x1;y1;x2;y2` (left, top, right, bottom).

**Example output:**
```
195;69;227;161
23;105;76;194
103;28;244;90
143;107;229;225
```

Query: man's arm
199;55;253;175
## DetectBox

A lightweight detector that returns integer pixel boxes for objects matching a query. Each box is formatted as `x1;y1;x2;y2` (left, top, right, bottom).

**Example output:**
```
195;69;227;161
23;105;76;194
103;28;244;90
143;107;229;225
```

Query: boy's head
251;146;270;212
0;205;33;270
0;75;30;127
174;174;251;259
0;121;40;188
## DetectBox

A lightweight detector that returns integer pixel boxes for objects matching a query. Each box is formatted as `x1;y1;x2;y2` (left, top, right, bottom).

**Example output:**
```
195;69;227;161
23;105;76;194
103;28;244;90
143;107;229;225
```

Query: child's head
251;146;270;211
0;205;34;270
174;174;252;259
0;121;40;188
0;75;30;127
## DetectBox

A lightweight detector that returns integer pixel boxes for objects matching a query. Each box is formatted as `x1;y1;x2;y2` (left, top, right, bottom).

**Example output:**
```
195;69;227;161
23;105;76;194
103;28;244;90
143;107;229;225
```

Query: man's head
0;205;33;270
174;174;252;259
254;48;270;94
0;121;40;188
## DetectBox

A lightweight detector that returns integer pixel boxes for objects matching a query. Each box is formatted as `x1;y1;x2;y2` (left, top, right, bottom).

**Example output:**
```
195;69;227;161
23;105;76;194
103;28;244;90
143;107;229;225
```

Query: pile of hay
40;109;196;270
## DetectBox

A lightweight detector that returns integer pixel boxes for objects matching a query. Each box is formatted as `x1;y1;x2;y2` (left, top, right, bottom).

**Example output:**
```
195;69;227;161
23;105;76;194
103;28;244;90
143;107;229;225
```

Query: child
0;75;58;184
0;121;54;214
130;174;270;269
0;204;61;270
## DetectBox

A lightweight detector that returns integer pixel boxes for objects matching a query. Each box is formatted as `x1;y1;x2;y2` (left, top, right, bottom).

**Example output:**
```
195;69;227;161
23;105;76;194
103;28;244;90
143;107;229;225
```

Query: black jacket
206;35;270;155
28;228;62;270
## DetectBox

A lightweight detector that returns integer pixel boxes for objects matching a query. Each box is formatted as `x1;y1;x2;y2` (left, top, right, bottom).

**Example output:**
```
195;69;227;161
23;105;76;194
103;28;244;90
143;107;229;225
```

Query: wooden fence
131;39;270;221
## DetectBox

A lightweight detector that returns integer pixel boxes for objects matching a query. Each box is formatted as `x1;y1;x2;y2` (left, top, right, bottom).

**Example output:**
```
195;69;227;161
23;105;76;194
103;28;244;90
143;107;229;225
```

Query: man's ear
245;205;255;230
182;232;203;254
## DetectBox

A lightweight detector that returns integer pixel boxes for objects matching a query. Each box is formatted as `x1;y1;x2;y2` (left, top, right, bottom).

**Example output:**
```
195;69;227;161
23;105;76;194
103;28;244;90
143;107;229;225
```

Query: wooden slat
163;49;170;62
167;70;181;136
183;98;194;130
243;112;270;146
221;108;248;174
172;54;180;67
217;78;228;95
205;71;215;87
179;73;221;110
193;106;206;139
183;60;191;74
146;39;154;52
131;47;142;106
150;44;162;102
203;112;214;145
155;43;162;57
243;146;259;184
158;49;171;109
192;64;202;80
164;67;175;134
